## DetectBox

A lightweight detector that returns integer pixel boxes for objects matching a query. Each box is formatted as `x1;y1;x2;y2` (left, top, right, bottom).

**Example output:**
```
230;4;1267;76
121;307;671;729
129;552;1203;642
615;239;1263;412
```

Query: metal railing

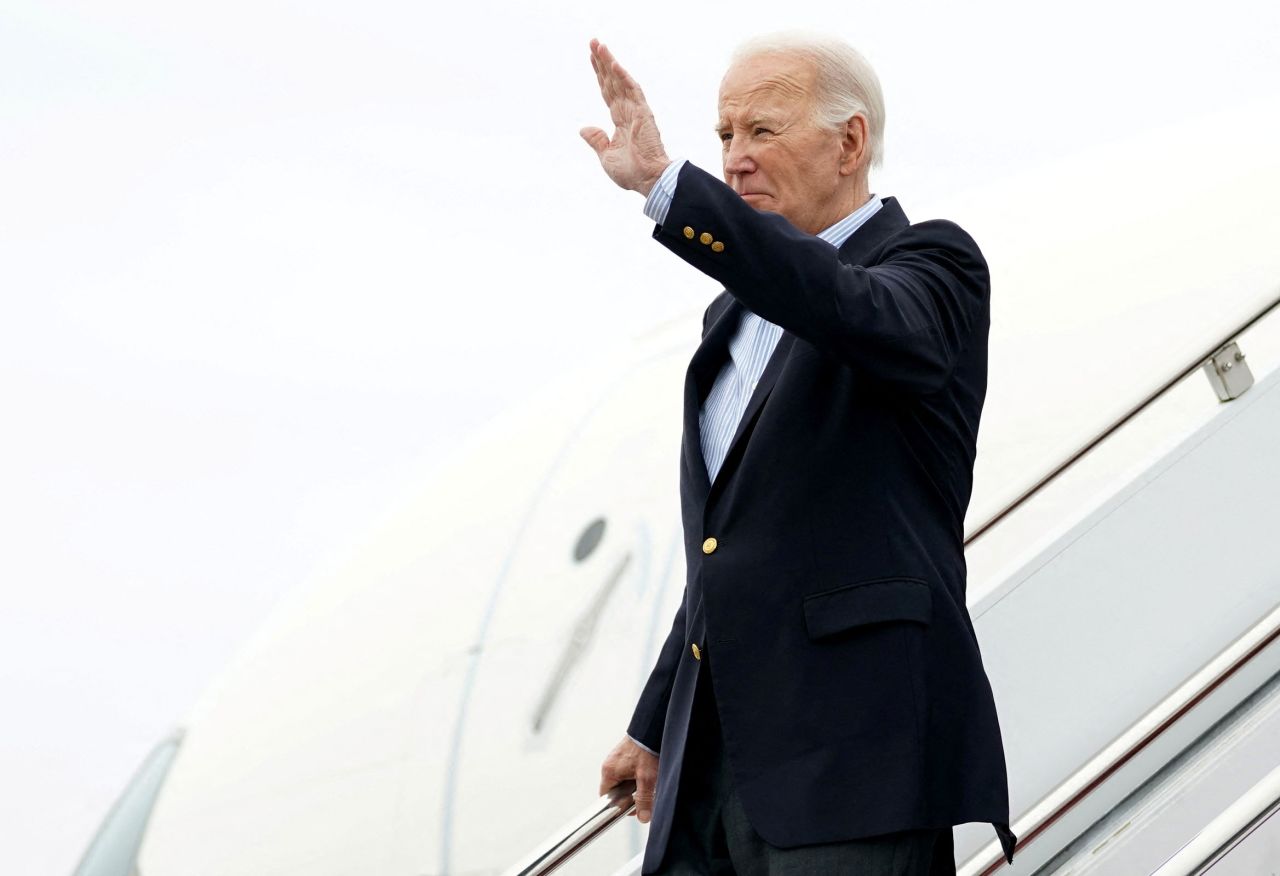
500;781;636;876
963;604;1280;875
964;290;1280;546
1151;761;1280;875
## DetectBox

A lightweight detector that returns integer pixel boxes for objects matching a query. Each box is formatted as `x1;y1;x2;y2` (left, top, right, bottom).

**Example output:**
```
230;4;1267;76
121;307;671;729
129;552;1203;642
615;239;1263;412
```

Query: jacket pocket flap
802;577;932;640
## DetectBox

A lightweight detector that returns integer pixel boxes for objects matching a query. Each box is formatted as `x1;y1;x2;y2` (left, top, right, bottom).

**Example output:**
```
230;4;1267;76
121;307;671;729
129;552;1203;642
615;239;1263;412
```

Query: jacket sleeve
652;162;989;395
626;587;688;753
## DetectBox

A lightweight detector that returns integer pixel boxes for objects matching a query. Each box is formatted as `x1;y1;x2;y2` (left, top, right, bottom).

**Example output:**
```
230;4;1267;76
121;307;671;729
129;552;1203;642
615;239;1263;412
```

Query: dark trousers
654;649;955;875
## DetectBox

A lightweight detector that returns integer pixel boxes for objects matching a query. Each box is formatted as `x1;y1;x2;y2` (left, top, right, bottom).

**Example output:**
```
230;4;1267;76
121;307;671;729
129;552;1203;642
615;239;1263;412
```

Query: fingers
590;39;645;115
587;41;623;132
589;40;615;106
599;736;660;823
589;44;607;97
599;42;646;104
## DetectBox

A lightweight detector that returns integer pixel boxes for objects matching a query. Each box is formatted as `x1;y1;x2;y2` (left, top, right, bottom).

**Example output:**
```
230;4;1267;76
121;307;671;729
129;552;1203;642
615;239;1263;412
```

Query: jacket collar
836;195;909;265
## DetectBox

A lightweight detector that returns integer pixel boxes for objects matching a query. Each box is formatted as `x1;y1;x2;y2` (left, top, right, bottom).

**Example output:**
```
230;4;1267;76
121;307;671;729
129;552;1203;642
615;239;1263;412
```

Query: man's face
716;53;851;235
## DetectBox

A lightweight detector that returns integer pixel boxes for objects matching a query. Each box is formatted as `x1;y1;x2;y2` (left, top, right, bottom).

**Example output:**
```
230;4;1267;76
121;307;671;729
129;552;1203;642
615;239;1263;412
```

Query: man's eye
754;127;772;136
719;132;733;143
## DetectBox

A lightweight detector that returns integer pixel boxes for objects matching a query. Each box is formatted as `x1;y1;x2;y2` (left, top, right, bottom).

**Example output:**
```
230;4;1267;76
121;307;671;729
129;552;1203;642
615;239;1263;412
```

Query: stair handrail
1150;760;1280;875
965;289;1280;546
500;780;637;876
502;289;1280;876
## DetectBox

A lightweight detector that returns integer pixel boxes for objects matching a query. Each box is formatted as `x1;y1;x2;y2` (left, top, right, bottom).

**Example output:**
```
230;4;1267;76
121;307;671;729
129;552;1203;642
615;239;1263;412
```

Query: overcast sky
3;1;1279;872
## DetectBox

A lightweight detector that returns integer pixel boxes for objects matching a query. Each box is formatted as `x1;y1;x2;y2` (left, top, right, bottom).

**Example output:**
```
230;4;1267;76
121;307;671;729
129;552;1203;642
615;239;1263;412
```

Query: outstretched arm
653;163;990;395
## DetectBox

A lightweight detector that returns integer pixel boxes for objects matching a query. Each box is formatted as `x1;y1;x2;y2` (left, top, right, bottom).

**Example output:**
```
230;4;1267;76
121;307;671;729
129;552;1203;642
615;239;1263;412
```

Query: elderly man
584;33;1016;875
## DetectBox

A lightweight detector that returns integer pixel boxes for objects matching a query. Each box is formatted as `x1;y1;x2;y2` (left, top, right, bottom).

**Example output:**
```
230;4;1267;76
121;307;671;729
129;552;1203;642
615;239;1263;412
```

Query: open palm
580;39;671;195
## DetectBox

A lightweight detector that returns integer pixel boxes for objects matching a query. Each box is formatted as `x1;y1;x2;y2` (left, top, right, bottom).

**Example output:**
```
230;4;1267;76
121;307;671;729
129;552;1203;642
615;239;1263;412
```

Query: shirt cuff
642;158;686;226
627;732;659;756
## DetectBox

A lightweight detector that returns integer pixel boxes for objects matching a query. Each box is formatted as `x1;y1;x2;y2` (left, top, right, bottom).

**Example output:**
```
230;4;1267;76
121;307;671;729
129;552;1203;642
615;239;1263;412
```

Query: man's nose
723;140;756;177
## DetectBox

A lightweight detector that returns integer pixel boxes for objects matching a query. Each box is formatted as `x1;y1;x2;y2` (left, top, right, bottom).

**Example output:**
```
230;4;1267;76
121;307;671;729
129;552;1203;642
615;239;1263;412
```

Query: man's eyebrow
713;116;779;134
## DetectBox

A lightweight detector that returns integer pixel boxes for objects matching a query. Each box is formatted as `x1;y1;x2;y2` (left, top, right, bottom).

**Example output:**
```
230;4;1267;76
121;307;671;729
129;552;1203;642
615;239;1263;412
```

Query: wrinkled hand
580;39;671;196
600;734;659;823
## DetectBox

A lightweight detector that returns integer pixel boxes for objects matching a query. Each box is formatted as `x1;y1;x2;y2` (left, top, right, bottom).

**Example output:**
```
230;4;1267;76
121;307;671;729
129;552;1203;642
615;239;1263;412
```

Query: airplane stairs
505;296;1280;876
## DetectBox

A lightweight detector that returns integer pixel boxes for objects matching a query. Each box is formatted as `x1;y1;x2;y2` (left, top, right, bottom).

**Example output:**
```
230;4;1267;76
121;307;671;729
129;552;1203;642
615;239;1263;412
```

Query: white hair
730;31;886;169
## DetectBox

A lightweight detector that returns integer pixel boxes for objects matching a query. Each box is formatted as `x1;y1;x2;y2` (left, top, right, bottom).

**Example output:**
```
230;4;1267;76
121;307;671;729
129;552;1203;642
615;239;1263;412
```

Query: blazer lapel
682;297;744;501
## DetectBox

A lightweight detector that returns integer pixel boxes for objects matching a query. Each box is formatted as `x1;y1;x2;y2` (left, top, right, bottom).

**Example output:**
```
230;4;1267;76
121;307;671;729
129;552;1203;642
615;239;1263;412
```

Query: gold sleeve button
683;226;695;239
702;537;718;554
691;643;701;660
699;232;713;245
711;241;725;253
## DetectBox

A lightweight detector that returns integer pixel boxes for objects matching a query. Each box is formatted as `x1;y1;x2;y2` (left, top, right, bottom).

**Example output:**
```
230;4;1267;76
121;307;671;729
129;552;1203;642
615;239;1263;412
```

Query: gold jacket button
691;643;701;660
683;226;695;239
699;232;714;245
711;241;725;253
702;537;718;554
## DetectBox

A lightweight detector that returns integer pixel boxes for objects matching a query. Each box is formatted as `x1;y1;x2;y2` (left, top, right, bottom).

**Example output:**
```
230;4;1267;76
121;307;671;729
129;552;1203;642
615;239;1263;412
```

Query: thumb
580;126;610;156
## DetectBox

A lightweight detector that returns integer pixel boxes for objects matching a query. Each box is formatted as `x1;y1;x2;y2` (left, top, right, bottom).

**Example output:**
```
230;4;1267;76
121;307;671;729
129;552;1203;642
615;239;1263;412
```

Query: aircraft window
573;517;606;562
1201;804;1280;873
71;731;183;876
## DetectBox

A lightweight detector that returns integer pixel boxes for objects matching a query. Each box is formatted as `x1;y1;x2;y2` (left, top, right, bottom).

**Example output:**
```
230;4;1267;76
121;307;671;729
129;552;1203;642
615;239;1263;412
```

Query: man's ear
838;113;869;177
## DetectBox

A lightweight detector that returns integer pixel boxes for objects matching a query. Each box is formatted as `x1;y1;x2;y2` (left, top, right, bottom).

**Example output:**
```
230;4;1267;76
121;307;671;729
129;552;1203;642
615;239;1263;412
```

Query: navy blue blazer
626;162;1016;871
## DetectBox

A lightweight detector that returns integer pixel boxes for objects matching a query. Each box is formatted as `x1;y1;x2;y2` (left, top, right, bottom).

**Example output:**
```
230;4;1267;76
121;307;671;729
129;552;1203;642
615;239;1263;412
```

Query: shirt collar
816;194;883;249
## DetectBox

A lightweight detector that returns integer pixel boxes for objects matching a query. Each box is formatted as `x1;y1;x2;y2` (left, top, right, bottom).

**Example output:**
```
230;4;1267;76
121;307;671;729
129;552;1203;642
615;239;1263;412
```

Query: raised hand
580;39;672;196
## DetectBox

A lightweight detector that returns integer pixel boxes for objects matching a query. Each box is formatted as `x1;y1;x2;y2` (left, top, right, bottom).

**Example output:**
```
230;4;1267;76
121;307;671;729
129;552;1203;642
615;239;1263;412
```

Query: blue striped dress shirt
626;161;882;757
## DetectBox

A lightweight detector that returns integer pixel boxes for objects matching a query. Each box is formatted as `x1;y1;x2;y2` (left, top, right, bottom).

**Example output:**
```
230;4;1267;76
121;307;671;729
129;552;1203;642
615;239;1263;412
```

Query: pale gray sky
2;0;1278;872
